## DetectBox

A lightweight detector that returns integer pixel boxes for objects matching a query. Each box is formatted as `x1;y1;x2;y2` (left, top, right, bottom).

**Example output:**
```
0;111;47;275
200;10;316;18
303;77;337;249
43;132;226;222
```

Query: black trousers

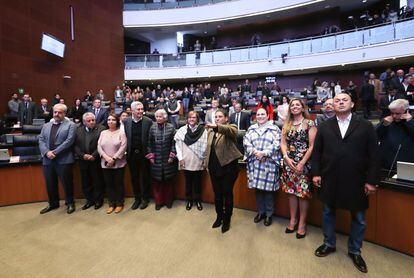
362;100;373;118
103;168;125;207
79;161;104;203
209;168;239;220
128;153;151;202
184;170;202;202
43;163;74;207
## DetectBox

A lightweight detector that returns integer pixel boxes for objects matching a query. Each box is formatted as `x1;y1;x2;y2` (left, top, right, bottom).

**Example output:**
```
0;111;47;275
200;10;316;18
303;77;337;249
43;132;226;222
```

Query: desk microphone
387;144;402;179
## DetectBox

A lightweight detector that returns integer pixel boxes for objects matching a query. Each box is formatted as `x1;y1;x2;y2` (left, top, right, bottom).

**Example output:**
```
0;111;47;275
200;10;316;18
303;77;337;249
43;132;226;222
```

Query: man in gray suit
205;99;219;124
124;101;153;210
38;104;77;214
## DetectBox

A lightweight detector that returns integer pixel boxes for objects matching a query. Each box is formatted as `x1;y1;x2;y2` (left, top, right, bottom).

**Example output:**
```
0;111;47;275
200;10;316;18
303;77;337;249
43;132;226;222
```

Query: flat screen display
41;33;65;58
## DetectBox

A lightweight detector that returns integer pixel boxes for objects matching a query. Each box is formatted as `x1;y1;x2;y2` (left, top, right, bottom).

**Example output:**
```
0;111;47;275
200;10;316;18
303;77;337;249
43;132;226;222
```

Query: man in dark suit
379;87;403;118
88;99;108;126
38;104;77;214
124;101;153;210
229;102;250;130
360;79;375;119
35;98;52;122
402;74;414;105
391;69;405;94
311;93;380;273
18;93;36;125
74;112;106;210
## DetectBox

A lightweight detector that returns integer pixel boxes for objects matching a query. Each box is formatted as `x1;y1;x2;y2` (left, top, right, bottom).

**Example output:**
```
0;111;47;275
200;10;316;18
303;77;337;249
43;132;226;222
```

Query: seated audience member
70;99;86;123
317;82;332;102
229;102;250;130
379;87;402;118
376;99;414;170
119;111;129;133
52;93;61;105
74;112;106;210
59;98;66;105
174;111;207;211
167;92;181;129
36;98;52;122
244;108;281;227
84;90;94;103
228;99;238;117
123;91;133;111
257;95;274;120
38;104;77;214
205;99;219;124
88;99;109;126
98;114;127;214
146;109;178;210
8;93;20;116
316;98;335;126
219;89;232;110
360;79;376;119
95;89;105;101
276;95;289;126
18;93;36;125
155;96;168;112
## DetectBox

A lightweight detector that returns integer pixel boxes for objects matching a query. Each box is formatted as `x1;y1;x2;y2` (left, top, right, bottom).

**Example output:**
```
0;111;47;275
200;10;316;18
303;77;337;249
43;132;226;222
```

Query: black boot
221;216;231;233
212;216;222;228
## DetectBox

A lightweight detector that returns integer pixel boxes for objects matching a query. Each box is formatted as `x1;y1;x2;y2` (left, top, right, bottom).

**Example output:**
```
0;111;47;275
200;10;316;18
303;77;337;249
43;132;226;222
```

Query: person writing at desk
376;99;414;170
205;109;243;233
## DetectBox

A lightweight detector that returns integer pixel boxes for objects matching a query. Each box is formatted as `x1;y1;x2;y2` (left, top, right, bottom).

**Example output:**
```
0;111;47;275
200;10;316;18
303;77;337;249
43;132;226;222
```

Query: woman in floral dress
280;98;317;238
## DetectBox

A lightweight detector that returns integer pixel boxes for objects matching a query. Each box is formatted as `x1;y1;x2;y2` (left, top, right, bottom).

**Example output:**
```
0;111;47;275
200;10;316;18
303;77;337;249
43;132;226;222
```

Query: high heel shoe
285;223;298;234
296;226;307;239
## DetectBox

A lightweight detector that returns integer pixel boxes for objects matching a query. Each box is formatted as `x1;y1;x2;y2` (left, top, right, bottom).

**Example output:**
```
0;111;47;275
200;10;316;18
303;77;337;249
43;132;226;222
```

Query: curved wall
123;0;322;27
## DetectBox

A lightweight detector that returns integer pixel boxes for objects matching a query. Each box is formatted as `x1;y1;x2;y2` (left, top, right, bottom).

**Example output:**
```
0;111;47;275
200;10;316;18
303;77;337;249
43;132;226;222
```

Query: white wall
125;38;414;80
123;0;321;27
151;35;178;54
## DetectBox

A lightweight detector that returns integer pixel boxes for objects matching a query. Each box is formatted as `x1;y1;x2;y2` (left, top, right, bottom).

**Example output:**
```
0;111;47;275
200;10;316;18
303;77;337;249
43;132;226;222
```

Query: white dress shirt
336;113;352;138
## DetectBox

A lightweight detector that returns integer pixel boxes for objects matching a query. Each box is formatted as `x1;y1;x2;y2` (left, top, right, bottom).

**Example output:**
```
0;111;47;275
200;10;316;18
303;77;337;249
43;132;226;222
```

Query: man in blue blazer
38;104;77;214
88;99;109;126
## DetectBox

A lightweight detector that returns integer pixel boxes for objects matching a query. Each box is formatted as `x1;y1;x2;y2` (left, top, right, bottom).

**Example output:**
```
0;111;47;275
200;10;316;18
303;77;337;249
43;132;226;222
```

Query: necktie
236;113;240;129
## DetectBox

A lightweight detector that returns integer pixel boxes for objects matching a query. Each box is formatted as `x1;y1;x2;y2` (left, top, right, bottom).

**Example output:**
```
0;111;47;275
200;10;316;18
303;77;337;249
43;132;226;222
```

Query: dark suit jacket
379;94;403;118
74;124;106;169
124;116;153;159
229;112;250;130
88;107;109;126
311;114;380;211
35;105;52;121
18;101;36;125
360;83;375;101
70;106;86;123
391;76;405;94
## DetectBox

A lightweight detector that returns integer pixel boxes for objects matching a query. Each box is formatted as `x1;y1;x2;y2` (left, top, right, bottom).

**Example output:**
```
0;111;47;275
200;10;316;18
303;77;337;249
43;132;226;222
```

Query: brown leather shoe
114;206;124;214
106;206;115;214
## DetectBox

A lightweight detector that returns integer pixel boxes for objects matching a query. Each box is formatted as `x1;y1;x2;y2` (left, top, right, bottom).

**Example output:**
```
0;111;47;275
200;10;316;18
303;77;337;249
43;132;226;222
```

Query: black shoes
221;218;231;233
155;204;163;210
139;200;149;210
264;216;272;226
94;201;103;210
296;232;306;239
186;201;193;210
131;200;141;210
315;244;336;257
254;213;265;223
212;217;222;228
348;253;368;273
166;204;172;209
285;223;298;233
81;202;94;210
66;204;75;214
40;205;59;214
196;201;203;211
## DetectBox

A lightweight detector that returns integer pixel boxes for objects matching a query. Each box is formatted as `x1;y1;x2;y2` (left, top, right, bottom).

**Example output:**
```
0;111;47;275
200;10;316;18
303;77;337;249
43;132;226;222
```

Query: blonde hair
282;98;310;135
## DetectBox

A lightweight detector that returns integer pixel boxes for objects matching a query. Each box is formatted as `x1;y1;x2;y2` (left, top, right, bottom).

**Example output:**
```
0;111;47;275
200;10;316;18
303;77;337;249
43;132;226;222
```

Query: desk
0;161;413;255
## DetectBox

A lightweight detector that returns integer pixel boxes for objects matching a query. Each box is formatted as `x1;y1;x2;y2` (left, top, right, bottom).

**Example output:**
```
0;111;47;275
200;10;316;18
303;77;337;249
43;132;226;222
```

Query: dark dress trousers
38;118;77;207
74;124;106;203
124;116;153;202
311;114;380;211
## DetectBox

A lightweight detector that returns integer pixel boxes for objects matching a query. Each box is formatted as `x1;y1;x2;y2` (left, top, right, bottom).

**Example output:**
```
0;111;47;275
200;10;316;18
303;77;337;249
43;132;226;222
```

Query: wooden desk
0;163;413;256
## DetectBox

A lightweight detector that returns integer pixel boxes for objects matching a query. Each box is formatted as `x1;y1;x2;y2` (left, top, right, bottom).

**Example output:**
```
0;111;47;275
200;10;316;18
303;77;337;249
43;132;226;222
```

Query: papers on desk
13;124;21;128
9;156;20;163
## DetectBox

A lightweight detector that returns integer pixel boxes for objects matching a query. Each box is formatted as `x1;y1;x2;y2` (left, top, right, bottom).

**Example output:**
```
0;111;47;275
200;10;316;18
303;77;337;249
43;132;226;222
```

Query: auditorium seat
12;135;40;156
22;125;43;134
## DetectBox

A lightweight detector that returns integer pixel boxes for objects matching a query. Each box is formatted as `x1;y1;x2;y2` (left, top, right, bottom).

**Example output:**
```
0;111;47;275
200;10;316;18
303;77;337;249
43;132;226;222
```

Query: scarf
184;125;205;146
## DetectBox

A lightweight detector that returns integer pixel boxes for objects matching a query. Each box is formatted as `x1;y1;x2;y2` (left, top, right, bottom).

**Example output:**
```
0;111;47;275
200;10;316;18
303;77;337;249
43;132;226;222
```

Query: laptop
397;161;414;182
0;149;10;162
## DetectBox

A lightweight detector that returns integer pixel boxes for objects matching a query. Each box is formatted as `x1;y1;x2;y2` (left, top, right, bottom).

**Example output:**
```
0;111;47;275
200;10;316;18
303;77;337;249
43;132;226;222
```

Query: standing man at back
124;101;153;210
89;99;108;126
18;93;36;125
311;93;380;273
38;104;77;214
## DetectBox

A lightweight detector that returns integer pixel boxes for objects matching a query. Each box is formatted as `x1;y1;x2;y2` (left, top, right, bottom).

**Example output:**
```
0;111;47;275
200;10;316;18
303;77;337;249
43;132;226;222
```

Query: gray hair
389;99;409;111
131;101;144;110
53;103;67;113
154;109;168;119
82;112;95;123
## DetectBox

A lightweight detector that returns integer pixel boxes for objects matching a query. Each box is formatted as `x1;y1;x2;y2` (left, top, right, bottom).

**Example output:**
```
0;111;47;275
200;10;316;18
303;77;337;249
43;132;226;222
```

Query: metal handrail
124;0;232;11
124;17;414;68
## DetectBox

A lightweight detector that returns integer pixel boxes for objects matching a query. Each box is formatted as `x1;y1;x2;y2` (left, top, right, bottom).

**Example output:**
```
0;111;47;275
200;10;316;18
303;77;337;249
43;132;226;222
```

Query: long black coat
147;123;177;182
124;116;153;159
311;114;380;211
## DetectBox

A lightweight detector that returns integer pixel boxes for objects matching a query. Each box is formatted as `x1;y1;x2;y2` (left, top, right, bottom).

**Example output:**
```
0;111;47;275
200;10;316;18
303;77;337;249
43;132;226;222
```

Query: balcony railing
124;0;231;10
125;18;414;69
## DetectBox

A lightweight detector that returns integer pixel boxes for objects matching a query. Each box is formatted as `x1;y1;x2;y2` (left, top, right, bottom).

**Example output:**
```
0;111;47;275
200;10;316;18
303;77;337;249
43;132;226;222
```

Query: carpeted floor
0;199;412;278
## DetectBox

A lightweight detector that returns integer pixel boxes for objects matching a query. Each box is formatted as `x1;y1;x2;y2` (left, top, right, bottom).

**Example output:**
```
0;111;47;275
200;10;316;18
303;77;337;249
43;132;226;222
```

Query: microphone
387;144;402;179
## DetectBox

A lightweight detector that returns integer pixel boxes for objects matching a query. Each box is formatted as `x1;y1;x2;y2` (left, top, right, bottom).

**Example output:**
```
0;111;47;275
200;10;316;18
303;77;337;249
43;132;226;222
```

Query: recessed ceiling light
362;0;367;3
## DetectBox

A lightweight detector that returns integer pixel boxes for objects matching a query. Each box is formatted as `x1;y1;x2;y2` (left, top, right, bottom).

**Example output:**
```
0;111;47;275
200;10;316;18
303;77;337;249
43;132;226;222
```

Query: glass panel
146;55;161;68
200;52;213;65
186;53;196;66
125;56;146;68
367;25;394;44
229;48;243;62
395;20;414;39
289;41;304;56
311;38;323;53
213;50;231;64
269;44;288;59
